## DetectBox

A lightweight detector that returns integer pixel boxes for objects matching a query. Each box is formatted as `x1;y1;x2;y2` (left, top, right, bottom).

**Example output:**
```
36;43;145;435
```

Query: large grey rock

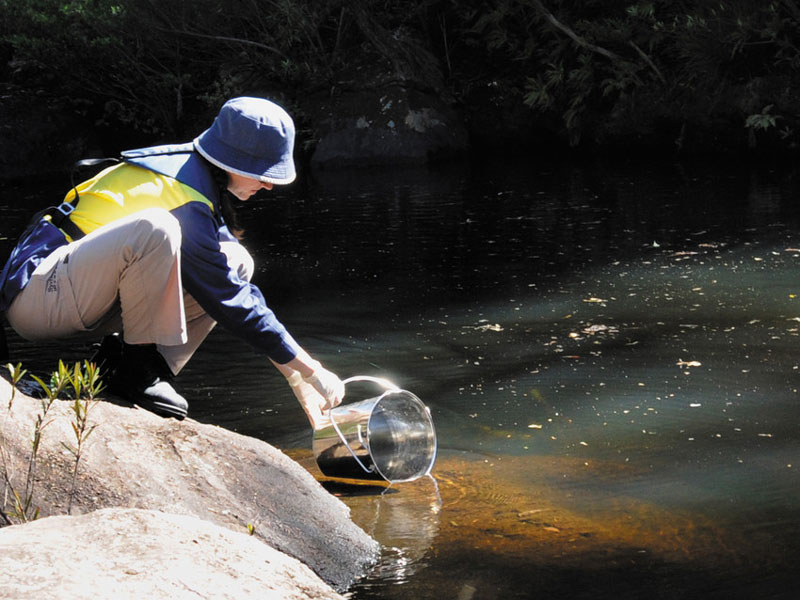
0;378;378;592
0;507;343;599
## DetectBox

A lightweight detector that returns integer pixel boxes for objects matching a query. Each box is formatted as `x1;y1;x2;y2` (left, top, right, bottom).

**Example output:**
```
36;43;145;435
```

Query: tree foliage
451;0;800;148
2;0;800;151
0;0;355;136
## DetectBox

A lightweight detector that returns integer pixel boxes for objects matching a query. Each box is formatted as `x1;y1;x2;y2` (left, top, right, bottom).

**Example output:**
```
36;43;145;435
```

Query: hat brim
194;138;296;185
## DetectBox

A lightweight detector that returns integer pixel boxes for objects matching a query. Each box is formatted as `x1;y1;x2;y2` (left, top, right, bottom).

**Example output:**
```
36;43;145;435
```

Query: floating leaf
543;526;560;533
676;359;702;368
475;323;503;332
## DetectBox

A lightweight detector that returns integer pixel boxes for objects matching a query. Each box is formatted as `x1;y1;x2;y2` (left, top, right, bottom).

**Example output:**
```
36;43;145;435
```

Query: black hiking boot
89;334;124;383
108;343;188;420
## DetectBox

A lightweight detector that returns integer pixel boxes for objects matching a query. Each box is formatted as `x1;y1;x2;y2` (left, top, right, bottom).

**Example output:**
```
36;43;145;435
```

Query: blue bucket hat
194;97;296;184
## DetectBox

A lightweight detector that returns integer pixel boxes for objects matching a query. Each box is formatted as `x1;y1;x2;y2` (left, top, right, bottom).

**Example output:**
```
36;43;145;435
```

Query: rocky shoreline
0;376;378;598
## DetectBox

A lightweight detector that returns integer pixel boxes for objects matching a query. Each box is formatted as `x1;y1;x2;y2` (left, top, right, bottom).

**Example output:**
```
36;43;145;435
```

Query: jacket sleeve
171;202;300;363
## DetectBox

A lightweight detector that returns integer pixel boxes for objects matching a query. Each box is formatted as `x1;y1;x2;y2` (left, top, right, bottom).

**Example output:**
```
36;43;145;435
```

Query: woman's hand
285;371;337;430
272;352;345;429
301;366;344;410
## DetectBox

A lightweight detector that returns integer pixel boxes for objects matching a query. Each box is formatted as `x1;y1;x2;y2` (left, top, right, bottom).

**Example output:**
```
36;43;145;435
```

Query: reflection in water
290;453;442;590
348;477;442;587
2;158;800;598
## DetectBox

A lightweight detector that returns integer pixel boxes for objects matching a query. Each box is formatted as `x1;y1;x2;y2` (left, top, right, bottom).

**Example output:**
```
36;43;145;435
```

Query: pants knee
129;208;182;253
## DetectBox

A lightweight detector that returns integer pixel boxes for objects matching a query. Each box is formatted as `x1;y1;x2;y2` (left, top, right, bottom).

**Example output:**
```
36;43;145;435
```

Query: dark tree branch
528;0;620;62
629;40;666;84
152;26;290;61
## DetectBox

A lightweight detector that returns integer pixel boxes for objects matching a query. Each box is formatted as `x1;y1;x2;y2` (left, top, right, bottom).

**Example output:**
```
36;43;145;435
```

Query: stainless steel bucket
312;376;437;483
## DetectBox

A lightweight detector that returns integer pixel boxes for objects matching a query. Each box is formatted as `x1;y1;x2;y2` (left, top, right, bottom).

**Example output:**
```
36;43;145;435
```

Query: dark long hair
203;158;245;240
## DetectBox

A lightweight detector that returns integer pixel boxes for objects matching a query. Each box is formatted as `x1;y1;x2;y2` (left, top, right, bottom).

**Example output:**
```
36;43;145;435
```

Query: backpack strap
47;157;122;242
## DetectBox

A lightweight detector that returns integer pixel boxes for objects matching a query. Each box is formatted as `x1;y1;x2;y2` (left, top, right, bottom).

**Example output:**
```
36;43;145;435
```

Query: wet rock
309;86;468;169
0;377;378;593
0;507;344;599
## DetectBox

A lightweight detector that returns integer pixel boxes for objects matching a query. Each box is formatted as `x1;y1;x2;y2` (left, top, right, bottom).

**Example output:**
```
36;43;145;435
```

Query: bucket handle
341;375;401;391
327;376;402;476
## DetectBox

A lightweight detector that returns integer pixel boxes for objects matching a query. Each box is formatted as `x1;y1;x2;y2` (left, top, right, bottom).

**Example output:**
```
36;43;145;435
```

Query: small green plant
64;359;104;401
80;361;104;401
4;391;56;523
1;360;103;523
246;516;260;536
745;105;779;131
62;361;102;514
5;362;28;411
9;362;71;522
31;360;71;402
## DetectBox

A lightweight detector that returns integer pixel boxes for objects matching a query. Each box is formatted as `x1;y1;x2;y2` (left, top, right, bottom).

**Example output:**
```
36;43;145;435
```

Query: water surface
2;157;799;598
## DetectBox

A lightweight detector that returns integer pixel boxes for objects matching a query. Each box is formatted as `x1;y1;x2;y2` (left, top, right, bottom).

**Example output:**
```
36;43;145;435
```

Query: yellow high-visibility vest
64;162;215;236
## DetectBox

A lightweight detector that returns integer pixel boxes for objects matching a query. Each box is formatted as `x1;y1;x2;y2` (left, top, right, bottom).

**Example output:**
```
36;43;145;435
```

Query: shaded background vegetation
2;0;800;157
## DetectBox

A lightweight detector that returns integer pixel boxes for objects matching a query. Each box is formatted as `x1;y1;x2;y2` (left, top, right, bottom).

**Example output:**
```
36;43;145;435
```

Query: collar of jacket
121;143;220;210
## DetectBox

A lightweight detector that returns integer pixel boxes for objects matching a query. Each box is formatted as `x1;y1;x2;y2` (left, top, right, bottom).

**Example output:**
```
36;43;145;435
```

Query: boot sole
107;382;188;420
135;399;187;420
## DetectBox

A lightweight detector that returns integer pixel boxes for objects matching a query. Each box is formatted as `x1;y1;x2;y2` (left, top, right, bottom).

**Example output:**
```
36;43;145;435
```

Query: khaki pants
6;208;253;375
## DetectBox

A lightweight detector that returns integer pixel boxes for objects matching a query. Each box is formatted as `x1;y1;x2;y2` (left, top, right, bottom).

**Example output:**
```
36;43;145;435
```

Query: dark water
2;157;800;598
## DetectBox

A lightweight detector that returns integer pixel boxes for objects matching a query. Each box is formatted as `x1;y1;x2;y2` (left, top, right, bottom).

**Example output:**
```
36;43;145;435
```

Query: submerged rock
0;377;378;593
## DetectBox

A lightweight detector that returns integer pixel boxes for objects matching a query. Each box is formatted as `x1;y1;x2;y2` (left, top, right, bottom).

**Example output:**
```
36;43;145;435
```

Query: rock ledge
0;377;378;595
